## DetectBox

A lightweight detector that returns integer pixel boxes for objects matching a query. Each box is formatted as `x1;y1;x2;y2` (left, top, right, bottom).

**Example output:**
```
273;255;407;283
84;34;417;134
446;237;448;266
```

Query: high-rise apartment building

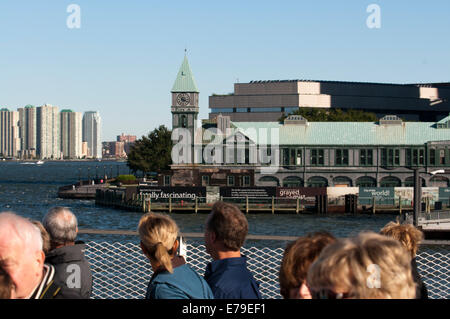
0;108;20;158
18;105;37;158
83;111;102;158
60;110;82;159
37;104;60;159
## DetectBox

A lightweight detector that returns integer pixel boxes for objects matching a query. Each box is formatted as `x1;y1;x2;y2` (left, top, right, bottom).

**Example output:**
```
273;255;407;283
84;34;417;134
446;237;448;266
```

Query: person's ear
36;250;45;275
172;240;179;255
76;226;78;234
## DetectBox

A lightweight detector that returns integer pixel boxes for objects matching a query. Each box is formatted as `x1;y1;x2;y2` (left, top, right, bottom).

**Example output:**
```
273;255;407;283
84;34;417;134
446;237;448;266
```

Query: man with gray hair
0;212;61;298
43;207;92;299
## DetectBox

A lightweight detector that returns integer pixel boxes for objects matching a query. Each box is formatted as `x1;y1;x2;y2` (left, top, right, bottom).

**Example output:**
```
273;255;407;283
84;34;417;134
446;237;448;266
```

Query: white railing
82;236;450;299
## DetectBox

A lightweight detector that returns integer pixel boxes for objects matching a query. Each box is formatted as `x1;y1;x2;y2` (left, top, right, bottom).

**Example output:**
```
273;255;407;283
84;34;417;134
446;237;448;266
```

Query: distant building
102;141;126;158
0;108;20;158
37;104;60;159
60;110;82;159
209;80;450;122
83;111;102;158
117;133;136;143
116;133;136;155
18;105;37;158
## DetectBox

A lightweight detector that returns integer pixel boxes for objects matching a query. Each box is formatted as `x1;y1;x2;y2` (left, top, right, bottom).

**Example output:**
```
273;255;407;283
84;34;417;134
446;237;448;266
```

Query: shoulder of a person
150;281;188;299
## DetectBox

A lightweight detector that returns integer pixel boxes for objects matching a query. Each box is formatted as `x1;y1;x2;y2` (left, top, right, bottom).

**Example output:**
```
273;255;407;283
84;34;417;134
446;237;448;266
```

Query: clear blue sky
0;0;449;141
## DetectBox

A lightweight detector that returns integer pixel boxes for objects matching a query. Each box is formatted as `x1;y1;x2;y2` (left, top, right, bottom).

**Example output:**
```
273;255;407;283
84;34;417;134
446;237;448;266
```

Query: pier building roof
232;119;450;146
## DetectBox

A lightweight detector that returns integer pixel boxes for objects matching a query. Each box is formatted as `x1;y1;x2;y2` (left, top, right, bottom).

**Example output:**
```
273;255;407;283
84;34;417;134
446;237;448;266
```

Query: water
0;161;398;242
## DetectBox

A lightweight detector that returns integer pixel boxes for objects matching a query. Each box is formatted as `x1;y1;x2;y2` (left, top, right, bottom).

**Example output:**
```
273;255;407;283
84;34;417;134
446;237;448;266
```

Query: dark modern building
209;80;450;122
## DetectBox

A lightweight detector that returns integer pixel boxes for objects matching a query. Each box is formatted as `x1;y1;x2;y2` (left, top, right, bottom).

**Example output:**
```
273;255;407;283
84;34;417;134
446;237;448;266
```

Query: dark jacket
411;257;428;299
204;256;261;299
45;241;93;299
146;256;214;299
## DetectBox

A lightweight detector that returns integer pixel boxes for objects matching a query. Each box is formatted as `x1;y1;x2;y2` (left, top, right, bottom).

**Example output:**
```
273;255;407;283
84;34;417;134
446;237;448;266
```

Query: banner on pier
220;187;276;198
138;186;206;201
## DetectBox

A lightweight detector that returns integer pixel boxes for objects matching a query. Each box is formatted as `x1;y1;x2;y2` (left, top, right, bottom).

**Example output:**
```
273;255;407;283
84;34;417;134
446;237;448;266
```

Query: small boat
36;160;44;165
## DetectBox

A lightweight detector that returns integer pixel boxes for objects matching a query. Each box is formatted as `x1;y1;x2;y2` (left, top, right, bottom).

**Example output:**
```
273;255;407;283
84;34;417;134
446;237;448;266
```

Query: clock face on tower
176;93;190;106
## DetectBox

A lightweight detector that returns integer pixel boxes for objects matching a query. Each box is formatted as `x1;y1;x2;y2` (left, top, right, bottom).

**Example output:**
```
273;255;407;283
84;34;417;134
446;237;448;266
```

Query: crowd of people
0;201;428;299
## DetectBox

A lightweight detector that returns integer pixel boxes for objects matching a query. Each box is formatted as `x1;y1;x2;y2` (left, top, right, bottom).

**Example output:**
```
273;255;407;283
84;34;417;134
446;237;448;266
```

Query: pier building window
359;149;373;166
311;149;324;166
335;149;349;166
429;149;436;166
163;175;171;186
406;149;425;166
181;115;187;128
439;149;446;165
243;176;250;186
282;148;302;166
381;148;400;166
227;176;235;186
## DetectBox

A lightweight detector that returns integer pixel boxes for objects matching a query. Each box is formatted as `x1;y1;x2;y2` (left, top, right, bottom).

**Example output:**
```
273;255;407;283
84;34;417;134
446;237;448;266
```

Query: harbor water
0;160;398;241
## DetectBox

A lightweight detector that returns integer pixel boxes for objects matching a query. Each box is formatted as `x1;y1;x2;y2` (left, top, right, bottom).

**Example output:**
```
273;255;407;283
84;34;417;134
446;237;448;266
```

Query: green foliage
116;175;137;183
126;125;173;174
279;108;378;122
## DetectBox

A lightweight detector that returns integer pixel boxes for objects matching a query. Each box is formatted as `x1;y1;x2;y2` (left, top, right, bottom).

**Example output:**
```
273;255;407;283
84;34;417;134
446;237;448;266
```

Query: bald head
0;212;43;254
0;212;45;298
42;207;78;247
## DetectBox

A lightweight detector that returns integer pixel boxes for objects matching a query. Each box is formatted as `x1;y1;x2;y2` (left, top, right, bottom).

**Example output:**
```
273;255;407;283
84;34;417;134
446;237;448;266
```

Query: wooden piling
169;195;172;213
296;198;299;214
271;196;275;214
372;196;376;215
246;196;249;214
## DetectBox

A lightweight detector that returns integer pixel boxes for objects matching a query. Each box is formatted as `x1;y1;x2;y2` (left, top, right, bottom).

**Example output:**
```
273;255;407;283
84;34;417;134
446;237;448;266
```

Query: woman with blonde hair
307;232;417;299
138;213;214;299
380;221;428;299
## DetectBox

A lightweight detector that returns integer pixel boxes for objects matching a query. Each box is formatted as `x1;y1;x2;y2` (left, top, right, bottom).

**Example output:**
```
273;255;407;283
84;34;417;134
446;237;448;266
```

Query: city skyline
0;1;449;141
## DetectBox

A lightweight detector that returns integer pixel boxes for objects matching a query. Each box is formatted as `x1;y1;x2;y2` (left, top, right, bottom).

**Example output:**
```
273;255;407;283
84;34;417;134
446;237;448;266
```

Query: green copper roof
60;109;74;113
0;108;9;111
232;121;450;146
171;55;199;93
24;105;35;108
437;114;450;124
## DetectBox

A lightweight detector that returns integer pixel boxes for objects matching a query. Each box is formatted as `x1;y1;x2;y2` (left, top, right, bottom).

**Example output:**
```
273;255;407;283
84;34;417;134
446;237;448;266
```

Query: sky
0;0;449;141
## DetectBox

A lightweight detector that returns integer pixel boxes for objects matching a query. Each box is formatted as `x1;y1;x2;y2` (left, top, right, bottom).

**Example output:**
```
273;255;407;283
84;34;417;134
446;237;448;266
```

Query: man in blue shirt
203;201;261;299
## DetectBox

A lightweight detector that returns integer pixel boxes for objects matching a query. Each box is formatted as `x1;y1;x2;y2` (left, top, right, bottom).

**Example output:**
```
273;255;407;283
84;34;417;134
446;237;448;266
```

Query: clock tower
171;55;199;164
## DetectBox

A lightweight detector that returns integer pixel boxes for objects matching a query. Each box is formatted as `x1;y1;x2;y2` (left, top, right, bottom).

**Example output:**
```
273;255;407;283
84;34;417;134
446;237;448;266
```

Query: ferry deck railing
78;230;450;299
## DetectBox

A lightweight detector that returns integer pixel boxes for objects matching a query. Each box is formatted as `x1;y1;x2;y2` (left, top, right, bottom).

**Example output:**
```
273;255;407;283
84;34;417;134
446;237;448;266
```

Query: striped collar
28;264;56;299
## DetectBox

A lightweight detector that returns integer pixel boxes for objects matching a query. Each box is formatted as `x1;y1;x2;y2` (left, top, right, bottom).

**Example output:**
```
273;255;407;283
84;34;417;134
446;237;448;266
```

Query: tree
126;125;173;175
279;108;378;122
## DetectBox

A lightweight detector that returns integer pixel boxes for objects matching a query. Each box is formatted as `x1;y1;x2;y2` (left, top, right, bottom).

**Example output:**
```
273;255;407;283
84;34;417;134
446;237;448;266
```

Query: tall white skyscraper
37;104;60;159
0;108;20;158
60;110;82;159
82;111;102;159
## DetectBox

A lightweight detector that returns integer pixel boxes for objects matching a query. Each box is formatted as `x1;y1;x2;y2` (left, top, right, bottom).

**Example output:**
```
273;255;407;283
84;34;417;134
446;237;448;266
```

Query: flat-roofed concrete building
18;105;37;158
0;108;20;158
83;111;102;159
209;80;450;122
37;104;60;159
60;110;82;159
